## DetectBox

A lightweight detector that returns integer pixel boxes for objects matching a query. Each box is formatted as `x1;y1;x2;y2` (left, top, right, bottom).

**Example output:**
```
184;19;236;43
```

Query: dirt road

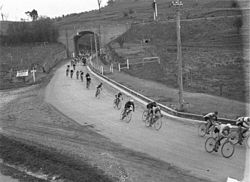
45;63;245;182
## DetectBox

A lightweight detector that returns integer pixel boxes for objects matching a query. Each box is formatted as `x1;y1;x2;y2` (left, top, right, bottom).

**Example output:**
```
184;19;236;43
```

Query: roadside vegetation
107;15;246;102
0;17;58;45
0;135;116;182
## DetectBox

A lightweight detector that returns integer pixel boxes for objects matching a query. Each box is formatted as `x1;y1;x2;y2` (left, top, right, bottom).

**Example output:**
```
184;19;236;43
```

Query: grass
0;43;65;90
0;135;116;182
107;15;248;102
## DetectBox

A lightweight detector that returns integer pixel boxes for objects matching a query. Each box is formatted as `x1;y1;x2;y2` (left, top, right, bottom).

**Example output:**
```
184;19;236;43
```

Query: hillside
54;0;248;28
0;43;66;89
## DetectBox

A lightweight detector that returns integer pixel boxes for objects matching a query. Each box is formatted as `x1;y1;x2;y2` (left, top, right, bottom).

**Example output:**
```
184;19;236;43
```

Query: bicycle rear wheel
145;117;151;127
205;137;216;153
154;117;162;131
221;141;235;158
198;123;207;137
142;110;149;122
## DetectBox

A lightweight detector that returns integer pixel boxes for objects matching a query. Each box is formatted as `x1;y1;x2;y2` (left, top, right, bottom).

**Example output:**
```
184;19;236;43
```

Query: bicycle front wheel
120;109;125;120
113;99;118;109
221;141;235;158
117;100;122;110
154;117;162;131
205;137;216;153
198;123;207;137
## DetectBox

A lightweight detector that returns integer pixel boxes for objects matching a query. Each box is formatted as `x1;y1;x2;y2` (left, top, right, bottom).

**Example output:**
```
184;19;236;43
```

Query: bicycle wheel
154;117;162;131
113;99;118;109
117;100;122;110
198;123;207;137
221;141;235;158
228;131;239;145
124;111;132;123
142;110;149;122
145;117;151;127
120;109;125;120
205;137;216;153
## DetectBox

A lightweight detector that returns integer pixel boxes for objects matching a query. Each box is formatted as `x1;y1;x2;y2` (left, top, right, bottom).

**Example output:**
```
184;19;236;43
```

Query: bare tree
97;0;102;12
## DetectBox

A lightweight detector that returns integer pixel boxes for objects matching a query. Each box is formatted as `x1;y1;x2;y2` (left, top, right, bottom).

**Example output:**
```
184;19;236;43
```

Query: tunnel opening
73;31;100;57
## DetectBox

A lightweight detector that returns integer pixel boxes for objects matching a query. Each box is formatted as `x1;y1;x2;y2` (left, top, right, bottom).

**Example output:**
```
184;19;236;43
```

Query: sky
0;0;108;21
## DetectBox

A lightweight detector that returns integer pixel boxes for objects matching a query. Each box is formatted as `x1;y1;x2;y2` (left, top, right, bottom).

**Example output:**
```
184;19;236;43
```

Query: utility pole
65;29;69;58
172;0;184;111
90;34;93;56
94;33;98;63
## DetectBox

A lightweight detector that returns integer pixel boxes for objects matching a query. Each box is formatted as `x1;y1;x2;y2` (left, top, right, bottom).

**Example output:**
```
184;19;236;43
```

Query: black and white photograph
0;0;249;181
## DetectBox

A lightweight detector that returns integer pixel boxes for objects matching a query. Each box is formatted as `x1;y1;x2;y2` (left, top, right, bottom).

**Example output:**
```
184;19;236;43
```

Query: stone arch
73;31;100;56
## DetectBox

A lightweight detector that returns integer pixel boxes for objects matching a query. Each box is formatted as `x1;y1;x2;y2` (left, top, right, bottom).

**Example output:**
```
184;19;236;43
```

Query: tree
97;0;102;12
25;9;38;21
107;0;115;6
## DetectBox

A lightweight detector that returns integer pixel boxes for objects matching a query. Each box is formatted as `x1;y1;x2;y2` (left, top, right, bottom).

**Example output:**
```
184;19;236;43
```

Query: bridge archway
73;31;100;56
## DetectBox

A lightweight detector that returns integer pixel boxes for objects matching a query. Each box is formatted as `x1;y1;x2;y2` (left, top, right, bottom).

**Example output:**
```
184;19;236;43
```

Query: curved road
45;63;245;182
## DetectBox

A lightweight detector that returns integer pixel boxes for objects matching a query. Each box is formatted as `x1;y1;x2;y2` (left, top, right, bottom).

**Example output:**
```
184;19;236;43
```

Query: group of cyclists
202;111;249;153
66;55;249;157
66;60;92;89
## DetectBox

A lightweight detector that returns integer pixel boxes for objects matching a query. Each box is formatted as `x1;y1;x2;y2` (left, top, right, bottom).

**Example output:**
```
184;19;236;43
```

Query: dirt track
45;63;245;182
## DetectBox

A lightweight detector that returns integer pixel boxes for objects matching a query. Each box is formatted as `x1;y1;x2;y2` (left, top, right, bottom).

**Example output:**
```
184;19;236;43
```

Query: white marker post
127;59;129;69
118;63;121;72
31;68;37;82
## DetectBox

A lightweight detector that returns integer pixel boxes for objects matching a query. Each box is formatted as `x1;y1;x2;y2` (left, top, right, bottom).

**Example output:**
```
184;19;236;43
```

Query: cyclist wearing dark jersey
203;111;218;133
236;117;250;144
123;99;135;114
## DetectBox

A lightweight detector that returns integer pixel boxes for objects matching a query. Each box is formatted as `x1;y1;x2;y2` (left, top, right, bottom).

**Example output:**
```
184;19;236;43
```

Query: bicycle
227;126;249;145
120;108;132;123
142;109;150;122
145;113;163;131
113;97;122;110
95;88;101;99
205;137;235;158
198;121;217;137
86;80;91;89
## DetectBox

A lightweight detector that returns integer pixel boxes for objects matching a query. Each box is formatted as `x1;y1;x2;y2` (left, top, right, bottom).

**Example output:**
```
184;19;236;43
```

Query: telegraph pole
94;33;98;62
172;0;184;111
65;29;69;58
90;34;93;56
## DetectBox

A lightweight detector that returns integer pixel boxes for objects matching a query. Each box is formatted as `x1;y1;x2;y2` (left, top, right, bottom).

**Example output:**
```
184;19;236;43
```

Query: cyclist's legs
206;119;212;132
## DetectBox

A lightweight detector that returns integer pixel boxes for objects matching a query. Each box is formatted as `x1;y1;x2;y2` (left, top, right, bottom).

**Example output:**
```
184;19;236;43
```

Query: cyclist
85;73;90;80
203;111;218;134
86;74;91;88
66;68;69;76
236;116;250;145
76;70;79;79
70;69;74;78
213;123;231;152
146;101;162;126
115;92;123;105
122;99;135;120
95;83;103;97
80;71;84;82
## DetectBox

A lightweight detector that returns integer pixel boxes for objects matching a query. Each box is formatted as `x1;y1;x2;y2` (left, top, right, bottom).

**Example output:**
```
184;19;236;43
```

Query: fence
87;57;237;125
89;55;161;75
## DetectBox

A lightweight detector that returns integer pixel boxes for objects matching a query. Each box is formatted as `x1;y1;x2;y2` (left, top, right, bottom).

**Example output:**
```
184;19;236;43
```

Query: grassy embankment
0;43;65;90
108;16;247;103
0;135;116;182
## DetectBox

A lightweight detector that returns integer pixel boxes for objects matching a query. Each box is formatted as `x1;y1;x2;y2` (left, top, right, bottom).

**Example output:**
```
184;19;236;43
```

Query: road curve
45;63;245;182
